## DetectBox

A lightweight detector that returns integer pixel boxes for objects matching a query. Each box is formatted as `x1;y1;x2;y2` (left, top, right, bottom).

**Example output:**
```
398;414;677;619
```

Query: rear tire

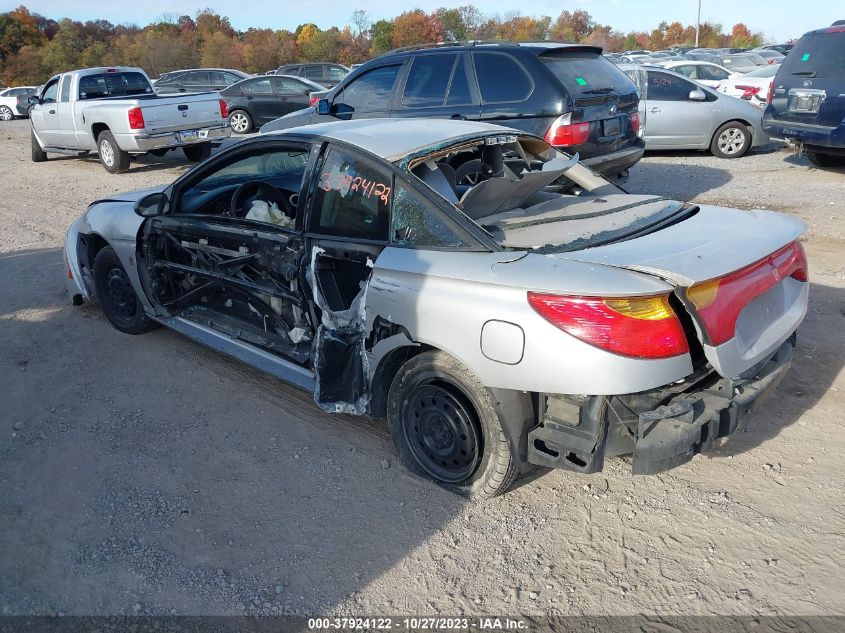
97;130;130;173
806;150;845;168
710;121;751;158
31;128;47;163
183;143;212;162
387;351;518;499
228;110;253;134
0;105;14;121
93;246;155;335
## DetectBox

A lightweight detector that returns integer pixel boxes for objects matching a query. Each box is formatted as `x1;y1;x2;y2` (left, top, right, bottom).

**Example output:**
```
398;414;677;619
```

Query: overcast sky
3;0;841;42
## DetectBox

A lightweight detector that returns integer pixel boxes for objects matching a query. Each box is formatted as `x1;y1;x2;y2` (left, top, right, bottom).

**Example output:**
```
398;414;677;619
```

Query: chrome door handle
650;107;660;113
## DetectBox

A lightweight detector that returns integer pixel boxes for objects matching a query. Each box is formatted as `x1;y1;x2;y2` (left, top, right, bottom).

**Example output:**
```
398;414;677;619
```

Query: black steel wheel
403;383;481;483
387;350;518;499
92;246;155;335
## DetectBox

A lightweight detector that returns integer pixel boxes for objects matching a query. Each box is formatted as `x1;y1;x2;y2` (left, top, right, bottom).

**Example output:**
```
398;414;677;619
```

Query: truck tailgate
141;94;224;134
549;205;808;378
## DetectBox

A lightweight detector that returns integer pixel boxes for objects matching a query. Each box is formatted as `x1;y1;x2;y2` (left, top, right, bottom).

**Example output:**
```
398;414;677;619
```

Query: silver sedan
63;119;806;498
622;64;769;157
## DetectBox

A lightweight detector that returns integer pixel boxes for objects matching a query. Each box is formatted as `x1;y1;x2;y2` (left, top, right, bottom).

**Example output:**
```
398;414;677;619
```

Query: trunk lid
140;93;224;134
547;205;808;378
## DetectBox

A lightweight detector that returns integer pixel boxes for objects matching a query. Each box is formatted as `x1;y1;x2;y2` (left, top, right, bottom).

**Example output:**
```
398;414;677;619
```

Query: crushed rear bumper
526;335;796;475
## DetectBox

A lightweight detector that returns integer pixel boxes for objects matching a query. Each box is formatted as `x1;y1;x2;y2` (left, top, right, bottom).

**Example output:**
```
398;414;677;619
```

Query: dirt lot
0;119;843;617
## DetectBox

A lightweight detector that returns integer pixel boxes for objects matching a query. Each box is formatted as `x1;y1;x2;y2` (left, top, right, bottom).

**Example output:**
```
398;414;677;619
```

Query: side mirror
316;98;331;115
689;88;707;101
333;102;354;120
134;192;168;217
27;95;40;106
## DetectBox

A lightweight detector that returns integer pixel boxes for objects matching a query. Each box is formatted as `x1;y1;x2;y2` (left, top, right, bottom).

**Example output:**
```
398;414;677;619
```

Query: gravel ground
0;120;843;617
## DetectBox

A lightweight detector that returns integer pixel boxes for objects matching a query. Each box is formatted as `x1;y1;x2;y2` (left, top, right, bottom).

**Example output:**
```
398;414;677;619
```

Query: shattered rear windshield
408;134;689;253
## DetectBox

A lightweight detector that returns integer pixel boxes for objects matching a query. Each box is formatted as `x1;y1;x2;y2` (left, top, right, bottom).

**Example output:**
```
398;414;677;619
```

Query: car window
303;65;324;81
310;146;392;240
182;71;210;86
272;77;307;95
179;146;310;215
59;76;71;102
391;182;472;248
334;65;401;113
402;54;457;108
674;65;697;79
473;52;532;103
541;51;637;99
326;66;348;81
699;65;730;81
446;56;472;105
78;72;152;100
0;89;8;97
41;79;59;103
779;30;845;79
647;71;696;101
245;78;273;94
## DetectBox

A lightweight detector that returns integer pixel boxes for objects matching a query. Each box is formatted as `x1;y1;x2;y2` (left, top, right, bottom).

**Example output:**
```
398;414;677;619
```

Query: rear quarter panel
367;248;692;395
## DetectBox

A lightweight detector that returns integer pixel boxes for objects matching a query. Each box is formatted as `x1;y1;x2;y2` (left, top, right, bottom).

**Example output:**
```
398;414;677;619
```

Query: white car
655;61;735;89
0;86;37;121
718;64;780;110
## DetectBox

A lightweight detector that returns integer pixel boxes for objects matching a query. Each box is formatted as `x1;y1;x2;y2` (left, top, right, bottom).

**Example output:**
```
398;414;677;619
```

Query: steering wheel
229;180;293;218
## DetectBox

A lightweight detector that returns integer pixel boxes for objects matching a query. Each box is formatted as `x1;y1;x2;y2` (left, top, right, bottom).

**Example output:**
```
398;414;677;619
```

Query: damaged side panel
306;244;377;415
142;216;314;363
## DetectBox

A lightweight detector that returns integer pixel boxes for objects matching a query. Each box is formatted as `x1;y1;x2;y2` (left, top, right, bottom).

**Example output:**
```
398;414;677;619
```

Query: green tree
370;19;394;55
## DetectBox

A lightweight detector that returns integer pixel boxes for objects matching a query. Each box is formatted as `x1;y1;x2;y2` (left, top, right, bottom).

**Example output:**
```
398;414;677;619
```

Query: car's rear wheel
387;351;518;499
97;130;130;173
806;150;845;168
31;128;47;162
183;143;212;162
0;105;14;121
710;122;751;158
228;110;253;134
93;246;155;335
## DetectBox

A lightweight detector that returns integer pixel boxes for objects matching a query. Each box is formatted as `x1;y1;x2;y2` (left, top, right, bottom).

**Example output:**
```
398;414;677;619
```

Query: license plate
178;129;199;142
602;117;621;136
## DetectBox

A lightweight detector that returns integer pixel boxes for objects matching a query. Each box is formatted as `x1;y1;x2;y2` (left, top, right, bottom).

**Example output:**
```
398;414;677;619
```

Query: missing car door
305;144;393;413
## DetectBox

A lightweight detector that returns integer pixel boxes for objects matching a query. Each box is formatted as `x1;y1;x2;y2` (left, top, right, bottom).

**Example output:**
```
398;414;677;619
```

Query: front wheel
387;351;518;499
806;150;845;168
0;105;14;121
92;246;155;335
31;128;47;162
183;143;211;162
97;130;130;173
710;122;751;158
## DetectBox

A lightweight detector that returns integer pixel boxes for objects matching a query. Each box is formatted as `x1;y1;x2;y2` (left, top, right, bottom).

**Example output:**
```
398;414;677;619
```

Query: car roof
381;41;602;58
263;118;525;163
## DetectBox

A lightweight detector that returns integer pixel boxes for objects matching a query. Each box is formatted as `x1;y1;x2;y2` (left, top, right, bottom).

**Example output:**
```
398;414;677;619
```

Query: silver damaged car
64;119;808;498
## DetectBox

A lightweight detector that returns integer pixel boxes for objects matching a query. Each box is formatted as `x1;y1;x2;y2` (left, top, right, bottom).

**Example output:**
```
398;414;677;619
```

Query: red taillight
687;241;807;346
736;85;762;99
309;96;318;107
219;99;229;119
630;111;640;134
127;107;145;130
767;80;775;105
527;292;690;360
544;114;591;147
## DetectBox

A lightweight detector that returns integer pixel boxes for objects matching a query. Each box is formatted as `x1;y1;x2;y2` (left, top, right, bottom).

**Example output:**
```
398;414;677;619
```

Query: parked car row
0;85;37;120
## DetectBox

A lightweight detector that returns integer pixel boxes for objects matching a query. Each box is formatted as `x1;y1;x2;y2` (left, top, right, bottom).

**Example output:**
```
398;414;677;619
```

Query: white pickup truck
29;66;231;173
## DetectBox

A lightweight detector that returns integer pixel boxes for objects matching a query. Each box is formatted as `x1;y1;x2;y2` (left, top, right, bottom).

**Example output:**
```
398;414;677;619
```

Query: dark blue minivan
763;23;845;167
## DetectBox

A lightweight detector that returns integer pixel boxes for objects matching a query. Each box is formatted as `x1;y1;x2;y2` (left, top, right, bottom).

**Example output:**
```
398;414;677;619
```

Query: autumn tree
391;10;443;48
585;26;624;52
499;13;550;41
549;9;594;42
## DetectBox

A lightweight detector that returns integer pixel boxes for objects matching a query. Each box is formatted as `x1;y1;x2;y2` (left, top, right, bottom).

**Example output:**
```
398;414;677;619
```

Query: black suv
262;42;644;180
275;63;350;88
763;23;845;168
